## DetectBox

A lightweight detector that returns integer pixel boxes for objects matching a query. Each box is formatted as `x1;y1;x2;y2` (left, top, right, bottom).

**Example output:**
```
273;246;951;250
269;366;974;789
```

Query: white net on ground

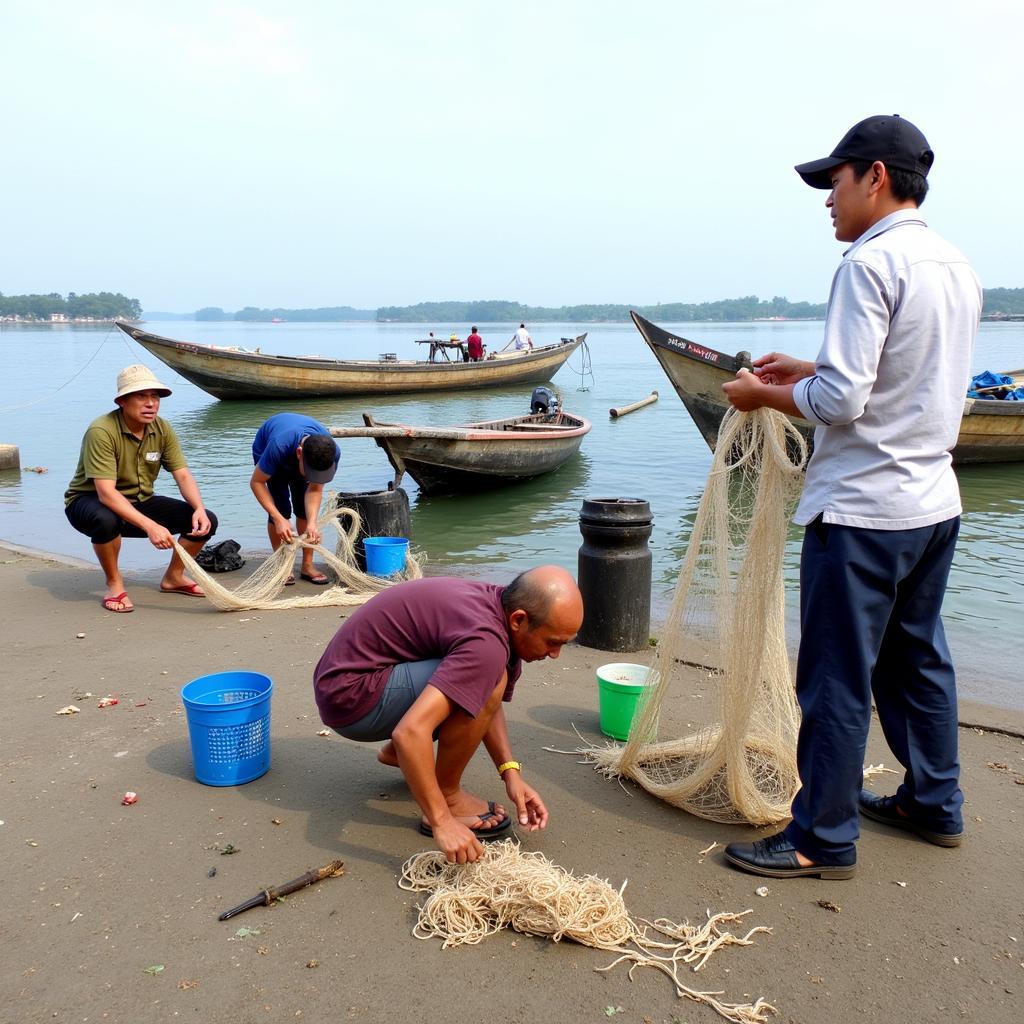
587;407;807;825
400;839;776;1023
171;497;421;611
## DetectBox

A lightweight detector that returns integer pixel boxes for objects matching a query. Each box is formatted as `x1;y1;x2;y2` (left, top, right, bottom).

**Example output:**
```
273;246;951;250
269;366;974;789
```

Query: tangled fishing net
170;497;421;611
400;839;775;1023
585;407;807;825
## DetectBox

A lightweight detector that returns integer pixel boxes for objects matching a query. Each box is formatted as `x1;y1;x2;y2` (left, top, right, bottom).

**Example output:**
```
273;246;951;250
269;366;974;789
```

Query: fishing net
400;839;775;1023
170;497;421;612
586;407;807;825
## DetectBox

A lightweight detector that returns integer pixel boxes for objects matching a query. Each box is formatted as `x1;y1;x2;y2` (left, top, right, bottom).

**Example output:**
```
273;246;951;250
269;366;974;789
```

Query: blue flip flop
418;800;512;840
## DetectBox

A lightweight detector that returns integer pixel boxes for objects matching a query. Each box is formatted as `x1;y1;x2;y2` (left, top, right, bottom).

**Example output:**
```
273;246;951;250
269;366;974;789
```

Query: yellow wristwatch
497;760;522;777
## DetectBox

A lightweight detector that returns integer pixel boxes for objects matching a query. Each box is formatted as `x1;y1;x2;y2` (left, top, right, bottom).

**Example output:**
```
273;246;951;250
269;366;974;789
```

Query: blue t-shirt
252;413;338;479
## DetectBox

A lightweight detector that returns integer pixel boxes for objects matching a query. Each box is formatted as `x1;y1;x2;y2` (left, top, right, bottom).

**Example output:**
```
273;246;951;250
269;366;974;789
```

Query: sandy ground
2;543;1023;1024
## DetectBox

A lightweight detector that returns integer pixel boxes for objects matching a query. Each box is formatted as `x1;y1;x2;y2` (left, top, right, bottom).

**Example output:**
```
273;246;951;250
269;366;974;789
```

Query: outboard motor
530;386;559;415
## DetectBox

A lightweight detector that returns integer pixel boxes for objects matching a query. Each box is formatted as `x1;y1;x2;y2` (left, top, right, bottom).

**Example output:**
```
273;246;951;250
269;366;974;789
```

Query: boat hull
630;311;1024;465
115;323;586;400
361;413;590;495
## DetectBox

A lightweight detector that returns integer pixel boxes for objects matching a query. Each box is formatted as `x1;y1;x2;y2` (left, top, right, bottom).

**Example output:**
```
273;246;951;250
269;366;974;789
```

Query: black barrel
577;497;653;652
336;486;412;572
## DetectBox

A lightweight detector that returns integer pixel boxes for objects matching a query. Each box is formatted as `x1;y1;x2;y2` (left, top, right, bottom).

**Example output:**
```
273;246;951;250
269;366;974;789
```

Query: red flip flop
160;582;204;597
102;592;134;613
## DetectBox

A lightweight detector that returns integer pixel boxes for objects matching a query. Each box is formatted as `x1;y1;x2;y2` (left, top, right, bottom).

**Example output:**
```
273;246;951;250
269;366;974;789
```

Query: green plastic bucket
596;663;650;740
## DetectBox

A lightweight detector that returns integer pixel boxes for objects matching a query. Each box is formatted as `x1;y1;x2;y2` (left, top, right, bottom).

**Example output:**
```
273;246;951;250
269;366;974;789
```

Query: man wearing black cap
721;115;982;879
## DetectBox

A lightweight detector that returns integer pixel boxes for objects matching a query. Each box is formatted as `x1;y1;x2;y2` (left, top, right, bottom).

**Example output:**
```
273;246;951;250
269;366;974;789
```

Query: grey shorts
333;659;442;742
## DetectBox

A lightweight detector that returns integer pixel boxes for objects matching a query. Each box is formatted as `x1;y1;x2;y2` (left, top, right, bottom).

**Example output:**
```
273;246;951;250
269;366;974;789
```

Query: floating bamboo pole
609;391;658;419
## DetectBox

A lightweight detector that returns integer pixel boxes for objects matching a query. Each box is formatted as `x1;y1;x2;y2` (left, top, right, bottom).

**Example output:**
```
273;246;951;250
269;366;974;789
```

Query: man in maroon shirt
314;566;583;864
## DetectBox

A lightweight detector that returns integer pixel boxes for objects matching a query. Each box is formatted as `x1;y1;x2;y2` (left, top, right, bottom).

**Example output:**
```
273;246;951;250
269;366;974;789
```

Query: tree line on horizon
5;288;1023;323
184;289;1024;322
191;296;829;322
0;291;142;319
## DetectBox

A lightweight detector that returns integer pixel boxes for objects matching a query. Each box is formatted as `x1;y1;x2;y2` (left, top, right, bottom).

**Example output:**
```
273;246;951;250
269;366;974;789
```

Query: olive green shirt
64;410;188;507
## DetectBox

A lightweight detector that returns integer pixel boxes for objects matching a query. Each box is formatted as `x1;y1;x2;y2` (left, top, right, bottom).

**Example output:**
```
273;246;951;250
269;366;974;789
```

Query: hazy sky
3;0;1022;311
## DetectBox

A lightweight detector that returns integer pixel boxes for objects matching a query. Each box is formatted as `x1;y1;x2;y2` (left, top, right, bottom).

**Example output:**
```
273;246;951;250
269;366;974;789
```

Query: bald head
502;565;583;662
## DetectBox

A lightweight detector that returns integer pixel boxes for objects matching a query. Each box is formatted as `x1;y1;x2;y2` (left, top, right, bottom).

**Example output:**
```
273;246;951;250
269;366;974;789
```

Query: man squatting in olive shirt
314;567;584;864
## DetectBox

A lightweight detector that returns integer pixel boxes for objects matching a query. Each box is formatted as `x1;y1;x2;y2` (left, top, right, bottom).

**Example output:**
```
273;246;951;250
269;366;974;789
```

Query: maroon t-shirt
313;577;521;728
466;333;484;359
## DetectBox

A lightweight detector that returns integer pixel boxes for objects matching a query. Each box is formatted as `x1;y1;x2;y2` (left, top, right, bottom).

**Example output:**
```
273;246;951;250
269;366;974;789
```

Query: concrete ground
2;544;1022;1024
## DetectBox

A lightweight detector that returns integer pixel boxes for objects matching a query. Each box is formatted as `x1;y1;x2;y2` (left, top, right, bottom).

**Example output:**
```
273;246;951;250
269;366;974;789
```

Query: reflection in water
411;452;591;573
957;462;1024;515
948;463;1024;682
656;460;1024;708
0;470;22;510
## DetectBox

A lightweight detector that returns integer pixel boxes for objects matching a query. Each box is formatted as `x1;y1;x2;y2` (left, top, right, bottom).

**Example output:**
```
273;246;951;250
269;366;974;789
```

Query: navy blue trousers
783;516;963;863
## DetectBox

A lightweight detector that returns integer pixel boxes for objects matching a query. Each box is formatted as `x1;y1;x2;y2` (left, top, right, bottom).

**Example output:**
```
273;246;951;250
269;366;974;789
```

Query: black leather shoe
723;832;856;880
858;790;963;847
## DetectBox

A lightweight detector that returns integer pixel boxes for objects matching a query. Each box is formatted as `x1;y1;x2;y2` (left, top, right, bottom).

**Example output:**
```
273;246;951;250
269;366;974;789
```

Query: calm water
2;320;1022;709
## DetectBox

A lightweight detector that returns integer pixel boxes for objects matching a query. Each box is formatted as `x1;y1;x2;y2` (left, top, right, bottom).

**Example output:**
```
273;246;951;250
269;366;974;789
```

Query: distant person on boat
513;323;533;351
466;327;484;362
313;566;583;864
721;114;981;881
64;364;218;613
250;413;341;586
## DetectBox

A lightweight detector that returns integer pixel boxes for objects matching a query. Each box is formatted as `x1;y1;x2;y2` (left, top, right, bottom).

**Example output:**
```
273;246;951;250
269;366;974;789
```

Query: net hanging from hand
169;497;421;612
587;407;807;824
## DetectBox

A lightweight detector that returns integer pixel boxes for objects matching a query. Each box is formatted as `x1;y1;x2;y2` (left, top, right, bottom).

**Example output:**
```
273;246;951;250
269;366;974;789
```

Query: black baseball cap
794;114;934;189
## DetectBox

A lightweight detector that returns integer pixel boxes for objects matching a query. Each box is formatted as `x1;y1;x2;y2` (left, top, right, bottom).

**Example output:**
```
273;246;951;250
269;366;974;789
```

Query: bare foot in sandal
102;591;134;613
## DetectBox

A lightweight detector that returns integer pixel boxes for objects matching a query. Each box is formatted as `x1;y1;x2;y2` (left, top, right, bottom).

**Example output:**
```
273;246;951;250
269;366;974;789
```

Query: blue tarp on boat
968;371;1024;401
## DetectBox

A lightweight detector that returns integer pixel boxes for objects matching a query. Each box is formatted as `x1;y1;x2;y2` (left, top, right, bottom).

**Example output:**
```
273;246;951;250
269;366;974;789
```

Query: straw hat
114;364;172;400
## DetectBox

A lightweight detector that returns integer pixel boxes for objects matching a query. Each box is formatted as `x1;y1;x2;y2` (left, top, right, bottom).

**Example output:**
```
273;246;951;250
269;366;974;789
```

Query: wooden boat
114;322;587;400
631;311;1024;465
329;410;591;494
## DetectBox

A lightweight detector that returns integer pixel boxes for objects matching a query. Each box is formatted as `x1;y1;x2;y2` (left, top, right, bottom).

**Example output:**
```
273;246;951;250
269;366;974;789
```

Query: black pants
65;493;218;546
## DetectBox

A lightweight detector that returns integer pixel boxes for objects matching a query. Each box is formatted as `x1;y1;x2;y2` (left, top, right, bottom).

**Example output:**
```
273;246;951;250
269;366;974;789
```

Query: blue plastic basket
181;671;273;786
363;536;409;577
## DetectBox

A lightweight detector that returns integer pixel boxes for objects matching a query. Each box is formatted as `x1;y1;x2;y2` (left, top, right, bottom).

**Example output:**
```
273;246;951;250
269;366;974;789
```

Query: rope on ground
399;840;775;1023
172;497;421;611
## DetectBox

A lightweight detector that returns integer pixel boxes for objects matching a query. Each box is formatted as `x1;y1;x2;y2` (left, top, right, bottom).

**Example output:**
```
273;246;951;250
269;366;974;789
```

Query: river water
2;319;1022;710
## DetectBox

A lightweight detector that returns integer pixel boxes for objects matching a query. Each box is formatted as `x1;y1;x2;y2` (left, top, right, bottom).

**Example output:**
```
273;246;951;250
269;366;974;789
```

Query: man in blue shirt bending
250;413;341;585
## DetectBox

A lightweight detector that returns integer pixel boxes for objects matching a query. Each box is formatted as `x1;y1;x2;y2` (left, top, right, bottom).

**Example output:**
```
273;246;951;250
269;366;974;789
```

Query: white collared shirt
792;210;982;529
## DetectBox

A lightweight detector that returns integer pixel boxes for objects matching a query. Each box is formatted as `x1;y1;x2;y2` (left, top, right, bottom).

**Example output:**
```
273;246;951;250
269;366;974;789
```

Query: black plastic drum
337;487;412;572
576;497;653;652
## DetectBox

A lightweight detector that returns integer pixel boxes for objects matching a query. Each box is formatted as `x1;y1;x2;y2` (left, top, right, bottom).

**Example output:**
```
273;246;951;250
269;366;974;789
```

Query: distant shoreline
0;317;136;326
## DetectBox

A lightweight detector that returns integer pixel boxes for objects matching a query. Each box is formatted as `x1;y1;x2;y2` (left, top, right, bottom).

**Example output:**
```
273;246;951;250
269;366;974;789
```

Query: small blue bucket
363;536;409;577
181;671;273;786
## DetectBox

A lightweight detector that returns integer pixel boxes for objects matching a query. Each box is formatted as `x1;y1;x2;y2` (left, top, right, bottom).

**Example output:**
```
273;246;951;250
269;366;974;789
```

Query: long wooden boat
329;410;591;494
114;322;587;400
631;311;1024;465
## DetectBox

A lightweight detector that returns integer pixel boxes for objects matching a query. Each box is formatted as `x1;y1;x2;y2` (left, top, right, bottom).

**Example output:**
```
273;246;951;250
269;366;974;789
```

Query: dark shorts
256;461;308;522
65;493;218;546
333;659;442;742
267;475;308;521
